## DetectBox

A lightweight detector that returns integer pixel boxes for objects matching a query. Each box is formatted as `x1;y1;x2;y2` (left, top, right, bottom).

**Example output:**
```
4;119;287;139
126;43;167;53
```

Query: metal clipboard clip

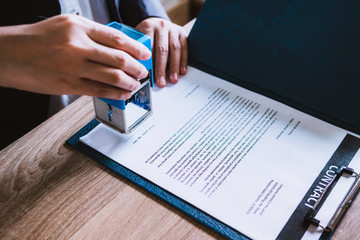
305;166;360;232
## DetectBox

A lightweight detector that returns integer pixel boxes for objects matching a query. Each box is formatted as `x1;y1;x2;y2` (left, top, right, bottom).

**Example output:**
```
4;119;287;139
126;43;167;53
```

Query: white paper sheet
81;67;360;240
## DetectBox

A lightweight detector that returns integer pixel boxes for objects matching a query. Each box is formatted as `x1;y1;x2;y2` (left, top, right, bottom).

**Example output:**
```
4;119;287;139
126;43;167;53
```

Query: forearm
0;24;32;89
0;15;151;99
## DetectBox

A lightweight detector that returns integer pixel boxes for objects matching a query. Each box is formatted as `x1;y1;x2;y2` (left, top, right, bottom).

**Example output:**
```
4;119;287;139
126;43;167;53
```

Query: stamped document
80;67;360;240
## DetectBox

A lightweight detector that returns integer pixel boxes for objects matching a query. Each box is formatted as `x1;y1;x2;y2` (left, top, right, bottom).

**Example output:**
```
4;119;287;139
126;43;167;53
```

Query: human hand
0;14;151;100
136;17;188;87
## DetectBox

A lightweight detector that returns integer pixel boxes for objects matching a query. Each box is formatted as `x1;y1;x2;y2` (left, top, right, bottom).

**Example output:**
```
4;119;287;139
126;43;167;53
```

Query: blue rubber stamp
93;22;153;133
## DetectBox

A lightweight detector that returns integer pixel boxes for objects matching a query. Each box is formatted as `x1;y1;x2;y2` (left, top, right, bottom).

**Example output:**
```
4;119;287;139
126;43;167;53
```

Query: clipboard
304;166;360;233
67;122;360;239
67;0;360;239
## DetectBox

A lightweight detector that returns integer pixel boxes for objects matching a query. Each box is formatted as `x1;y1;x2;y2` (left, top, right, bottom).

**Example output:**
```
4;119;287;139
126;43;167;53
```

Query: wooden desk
1;20;359;240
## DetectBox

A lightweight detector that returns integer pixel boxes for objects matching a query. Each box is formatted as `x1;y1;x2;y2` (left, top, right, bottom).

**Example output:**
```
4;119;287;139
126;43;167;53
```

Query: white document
81;67;360;240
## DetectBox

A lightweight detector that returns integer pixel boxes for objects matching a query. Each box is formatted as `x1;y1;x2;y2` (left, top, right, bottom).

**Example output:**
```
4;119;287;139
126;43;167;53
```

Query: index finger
83;19;151;60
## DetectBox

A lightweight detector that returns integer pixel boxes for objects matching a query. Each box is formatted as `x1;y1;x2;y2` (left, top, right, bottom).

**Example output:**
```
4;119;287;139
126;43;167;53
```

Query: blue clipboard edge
66;119;250;240
65;120;360;240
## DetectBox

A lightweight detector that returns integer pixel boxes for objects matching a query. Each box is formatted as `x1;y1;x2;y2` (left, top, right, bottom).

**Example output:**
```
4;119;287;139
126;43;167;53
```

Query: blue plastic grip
98;22;153;110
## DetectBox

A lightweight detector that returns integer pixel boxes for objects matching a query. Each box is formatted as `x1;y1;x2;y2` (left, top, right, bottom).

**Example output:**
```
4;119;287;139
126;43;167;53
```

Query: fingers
87;43;148;80
168;29;188;83
179;32;188;75
71;60;137;100
168;31;180;84
76;78;132;100
136;18;188;88
81;61;140;92
4;14;150;100
84;19;151;60
146;30;154;50
85;17;188;91
154;25;169;88
155;25;188;86
72;17;150;98
59;60;140;100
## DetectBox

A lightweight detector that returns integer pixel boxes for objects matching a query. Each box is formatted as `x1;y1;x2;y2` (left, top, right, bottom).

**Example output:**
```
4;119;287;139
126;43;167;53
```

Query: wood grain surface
0;96;222;240
1;20;360;240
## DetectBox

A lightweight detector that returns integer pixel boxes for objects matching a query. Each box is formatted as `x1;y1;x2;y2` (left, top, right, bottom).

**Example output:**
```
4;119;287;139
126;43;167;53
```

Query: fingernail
142;50;151;60
132;81;141;91
139;70;148;79
124;92;132;100
170;72;178;83
181;66;187;75
158;76;166;87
